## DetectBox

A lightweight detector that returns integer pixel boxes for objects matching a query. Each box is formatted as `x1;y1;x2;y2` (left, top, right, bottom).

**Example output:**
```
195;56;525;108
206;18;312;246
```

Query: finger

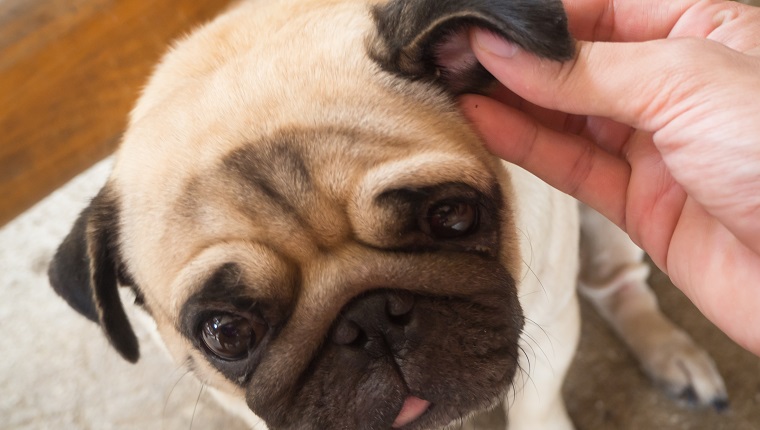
460;94;630;226
667;199;760;356
562;0;755;43
563;0;701;41
488;84;635;153
470;30;724;133
669;0;760;46
473;27;760;256
622;130;686;266
489;83;585;134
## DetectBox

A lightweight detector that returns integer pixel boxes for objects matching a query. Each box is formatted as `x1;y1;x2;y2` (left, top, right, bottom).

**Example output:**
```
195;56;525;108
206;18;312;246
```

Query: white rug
0;159;247;430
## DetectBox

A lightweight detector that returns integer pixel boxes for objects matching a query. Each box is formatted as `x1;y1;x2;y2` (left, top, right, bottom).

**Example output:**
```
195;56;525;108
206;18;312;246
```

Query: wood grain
0;0;234;226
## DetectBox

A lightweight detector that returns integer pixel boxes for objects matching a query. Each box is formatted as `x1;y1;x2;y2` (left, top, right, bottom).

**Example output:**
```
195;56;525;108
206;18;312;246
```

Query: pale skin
459;0;760;356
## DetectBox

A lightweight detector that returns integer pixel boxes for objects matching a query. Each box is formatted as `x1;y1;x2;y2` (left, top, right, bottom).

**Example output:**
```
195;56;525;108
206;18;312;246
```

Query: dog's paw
638;329;728;411
580;270;728;412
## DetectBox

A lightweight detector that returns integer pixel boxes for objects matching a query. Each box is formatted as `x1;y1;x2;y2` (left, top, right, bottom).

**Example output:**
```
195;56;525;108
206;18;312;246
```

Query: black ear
369;0;574;94
48;185;139;363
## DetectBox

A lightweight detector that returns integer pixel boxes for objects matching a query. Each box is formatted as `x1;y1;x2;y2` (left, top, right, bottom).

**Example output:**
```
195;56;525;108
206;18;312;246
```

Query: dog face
49;0;572;428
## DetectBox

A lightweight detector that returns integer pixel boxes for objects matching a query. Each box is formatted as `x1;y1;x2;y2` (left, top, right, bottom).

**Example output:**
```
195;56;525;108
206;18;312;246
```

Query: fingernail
474;30;519;58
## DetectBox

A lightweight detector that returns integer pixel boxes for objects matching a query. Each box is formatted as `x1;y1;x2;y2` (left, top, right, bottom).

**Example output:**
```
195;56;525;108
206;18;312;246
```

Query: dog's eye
200;314;266;361
427;201;478;239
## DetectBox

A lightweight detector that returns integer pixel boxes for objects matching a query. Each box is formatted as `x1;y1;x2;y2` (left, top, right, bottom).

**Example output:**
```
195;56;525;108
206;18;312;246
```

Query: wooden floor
0;0;234;227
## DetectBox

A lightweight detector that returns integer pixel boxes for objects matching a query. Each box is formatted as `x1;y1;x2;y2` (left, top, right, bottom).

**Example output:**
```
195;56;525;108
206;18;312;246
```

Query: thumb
470;29;702;132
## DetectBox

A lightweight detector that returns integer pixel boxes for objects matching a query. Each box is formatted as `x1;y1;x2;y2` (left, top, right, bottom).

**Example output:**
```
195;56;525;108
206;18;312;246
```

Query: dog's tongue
392;396;430;428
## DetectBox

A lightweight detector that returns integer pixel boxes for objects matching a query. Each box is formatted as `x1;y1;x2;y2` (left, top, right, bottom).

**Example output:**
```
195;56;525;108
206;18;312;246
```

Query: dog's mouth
329;290;515;430
392;396;431;428
257;290;522;430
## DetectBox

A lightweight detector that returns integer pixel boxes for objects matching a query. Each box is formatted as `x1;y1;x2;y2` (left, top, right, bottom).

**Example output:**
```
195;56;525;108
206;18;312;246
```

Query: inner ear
429;25;495;94
435;28;477;73
369;0;574;94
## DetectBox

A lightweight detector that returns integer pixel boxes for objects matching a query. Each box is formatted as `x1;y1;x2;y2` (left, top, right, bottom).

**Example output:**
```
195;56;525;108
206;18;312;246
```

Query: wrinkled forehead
217;126;498;198
175;126;500;259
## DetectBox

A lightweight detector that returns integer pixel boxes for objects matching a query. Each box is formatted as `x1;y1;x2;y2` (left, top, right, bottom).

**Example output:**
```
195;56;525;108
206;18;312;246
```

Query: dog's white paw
637;328;728;411
580;274;728;411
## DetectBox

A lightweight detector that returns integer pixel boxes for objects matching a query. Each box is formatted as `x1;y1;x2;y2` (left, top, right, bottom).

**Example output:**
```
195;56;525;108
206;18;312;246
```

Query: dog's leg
578;204;728;408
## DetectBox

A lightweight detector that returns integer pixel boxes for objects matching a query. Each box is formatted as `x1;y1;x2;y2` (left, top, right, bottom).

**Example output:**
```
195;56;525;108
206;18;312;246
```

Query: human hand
459;0;760;355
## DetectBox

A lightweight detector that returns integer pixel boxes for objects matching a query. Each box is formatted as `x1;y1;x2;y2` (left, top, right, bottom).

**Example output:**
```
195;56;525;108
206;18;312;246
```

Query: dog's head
49;0;572;428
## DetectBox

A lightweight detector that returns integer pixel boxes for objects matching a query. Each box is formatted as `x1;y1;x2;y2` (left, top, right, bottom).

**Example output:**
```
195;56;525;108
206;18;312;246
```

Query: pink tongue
392;396;431;428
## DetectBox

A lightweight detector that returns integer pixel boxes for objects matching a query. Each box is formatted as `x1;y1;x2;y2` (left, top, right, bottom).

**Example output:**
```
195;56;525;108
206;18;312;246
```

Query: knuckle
565;142;597;196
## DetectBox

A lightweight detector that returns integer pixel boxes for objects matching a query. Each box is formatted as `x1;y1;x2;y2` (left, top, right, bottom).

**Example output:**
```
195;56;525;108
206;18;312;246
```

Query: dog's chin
248;291;523;430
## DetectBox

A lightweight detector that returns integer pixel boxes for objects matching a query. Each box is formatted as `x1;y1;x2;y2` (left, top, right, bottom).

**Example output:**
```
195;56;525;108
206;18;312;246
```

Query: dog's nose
331;291;415;353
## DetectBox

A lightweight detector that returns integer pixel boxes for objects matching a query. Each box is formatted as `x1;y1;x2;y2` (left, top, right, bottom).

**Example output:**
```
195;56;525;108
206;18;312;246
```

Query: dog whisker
189;383;205;430
518;289;547;299
517;342;535;376
513;345;538;398
515;227;535;275
163;366;193;426
520;259;548;300
508;376;519;410
503;349;524;411
250;419;269;430
523;317;555;361
522;319;568;395
516;228;551;302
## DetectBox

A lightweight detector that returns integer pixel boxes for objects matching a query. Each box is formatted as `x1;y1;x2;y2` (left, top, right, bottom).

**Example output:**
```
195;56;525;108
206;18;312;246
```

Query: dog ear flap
48;185;139;363
369;0;574;94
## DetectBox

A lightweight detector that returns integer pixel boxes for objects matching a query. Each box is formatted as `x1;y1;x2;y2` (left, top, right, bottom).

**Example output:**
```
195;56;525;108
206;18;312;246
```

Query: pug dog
48;0;729;428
